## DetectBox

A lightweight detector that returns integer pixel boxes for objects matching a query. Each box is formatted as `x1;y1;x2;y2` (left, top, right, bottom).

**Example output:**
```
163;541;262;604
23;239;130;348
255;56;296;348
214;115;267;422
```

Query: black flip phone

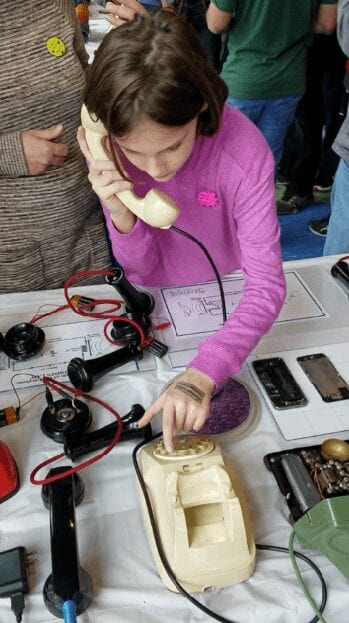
252;357;307;409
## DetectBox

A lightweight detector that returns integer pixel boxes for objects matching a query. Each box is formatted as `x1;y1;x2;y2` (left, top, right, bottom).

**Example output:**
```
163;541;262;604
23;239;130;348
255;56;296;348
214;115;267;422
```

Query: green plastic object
294;496;349;580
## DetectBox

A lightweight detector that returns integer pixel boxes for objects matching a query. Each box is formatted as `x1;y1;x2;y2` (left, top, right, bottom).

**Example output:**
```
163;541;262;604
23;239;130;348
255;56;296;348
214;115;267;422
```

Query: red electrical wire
29;268;167;348
30;304;71;324
152;321;171;331
63;269;149;347
29;375;124;486
28;269;170;486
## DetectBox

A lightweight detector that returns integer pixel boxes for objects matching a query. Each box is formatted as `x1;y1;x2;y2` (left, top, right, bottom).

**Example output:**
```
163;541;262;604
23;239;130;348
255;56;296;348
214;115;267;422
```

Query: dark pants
278;34;346;197
175;0;223;71
189;10;223;71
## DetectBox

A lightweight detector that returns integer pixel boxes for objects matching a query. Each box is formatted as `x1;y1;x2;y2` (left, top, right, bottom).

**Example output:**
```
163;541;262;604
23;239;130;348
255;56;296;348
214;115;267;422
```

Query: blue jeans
227;96;301;166
323;158;349;256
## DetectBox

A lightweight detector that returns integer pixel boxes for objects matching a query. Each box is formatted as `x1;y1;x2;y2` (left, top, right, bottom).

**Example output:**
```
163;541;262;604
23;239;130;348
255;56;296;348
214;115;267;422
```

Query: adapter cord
61;599;77;623
0;547;29;623
10;594;25;623
288;530;328;623
132;436;327;623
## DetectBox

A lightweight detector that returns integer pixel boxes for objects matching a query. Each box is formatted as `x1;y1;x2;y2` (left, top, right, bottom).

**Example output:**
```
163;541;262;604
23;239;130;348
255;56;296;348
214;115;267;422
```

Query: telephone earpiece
2;322;45;361
81;105;179;229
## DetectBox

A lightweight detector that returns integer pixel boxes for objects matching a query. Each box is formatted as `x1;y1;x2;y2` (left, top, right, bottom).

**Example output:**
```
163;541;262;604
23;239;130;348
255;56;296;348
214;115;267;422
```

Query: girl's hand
103;0;148;28
77;126;136;232
138;369;215;452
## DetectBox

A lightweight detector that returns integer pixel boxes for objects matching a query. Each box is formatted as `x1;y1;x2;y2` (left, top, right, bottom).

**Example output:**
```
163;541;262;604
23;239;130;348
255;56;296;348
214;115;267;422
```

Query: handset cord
170;226;227;323
132;436;327;623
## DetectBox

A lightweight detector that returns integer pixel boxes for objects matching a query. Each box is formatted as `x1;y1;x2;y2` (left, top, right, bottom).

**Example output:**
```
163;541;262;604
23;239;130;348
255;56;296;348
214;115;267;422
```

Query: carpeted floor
276;188;331;261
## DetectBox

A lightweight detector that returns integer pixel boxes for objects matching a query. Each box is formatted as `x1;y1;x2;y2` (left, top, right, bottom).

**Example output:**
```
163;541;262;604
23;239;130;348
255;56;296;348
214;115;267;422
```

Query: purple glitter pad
197;377;250;435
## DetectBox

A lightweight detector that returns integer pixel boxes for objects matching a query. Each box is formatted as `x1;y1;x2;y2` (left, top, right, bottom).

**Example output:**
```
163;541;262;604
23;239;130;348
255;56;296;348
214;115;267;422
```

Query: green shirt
213;0;337;98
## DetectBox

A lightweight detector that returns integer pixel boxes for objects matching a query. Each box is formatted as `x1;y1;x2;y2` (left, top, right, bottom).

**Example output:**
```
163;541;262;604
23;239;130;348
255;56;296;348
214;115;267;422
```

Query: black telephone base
43;567;93;618
40;399;92;443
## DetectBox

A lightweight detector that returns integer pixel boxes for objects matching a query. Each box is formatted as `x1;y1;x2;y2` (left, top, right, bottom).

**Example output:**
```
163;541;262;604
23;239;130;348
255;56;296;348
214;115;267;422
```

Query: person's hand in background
22;125;69;175
102;0;148;28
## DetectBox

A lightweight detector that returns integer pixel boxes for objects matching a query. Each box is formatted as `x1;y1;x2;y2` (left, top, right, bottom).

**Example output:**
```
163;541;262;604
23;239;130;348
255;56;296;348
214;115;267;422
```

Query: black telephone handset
42;467;93;618
81;104;179;228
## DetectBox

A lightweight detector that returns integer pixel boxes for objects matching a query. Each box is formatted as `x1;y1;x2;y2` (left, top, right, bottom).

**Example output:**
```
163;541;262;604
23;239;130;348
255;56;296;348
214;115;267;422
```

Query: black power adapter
0;547;29;622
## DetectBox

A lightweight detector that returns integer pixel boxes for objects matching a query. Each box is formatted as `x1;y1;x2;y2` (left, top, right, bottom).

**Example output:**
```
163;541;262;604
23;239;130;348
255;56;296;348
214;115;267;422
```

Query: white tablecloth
1;256;349;623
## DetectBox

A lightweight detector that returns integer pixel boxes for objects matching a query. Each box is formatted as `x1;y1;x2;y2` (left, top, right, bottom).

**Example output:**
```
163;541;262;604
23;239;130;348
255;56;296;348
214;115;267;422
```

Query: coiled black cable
170;225;227;323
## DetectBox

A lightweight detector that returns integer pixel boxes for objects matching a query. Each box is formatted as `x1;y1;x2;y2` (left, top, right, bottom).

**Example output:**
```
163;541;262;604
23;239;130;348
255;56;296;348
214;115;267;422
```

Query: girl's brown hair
84;11;228;139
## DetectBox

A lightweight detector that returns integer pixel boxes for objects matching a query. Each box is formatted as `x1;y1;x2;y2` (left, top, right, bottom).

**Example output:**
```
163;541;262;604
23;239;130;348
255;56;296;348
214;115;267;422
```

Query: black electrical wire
170;225;227;323
132;436;327;623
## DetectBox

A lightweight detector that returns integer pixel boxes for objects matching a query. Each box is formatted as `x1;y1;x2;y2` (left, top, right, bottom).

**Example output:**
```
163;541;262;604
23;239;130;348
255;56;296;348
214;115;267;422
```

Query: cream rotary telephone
81;104;179;229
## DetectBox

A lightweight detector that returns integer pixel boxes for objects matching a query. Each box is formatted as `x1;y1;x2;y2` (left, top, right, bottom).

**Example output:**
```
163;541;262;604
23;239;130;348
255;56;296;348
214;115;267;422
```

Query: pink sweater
104;105;286;387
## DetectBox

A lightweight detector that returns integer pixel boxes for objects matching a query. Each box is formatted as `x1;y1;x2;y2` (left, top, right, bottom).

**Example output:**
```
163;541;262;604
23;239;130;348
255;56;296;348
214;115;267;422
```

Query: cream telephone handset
81;105;179;229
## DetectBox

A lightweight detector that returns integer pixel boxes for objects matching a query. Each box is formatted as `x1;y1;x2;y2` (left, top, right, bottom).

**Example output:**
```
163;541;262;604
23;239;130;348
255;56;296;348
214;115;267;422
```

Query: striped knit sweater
0;0;111;293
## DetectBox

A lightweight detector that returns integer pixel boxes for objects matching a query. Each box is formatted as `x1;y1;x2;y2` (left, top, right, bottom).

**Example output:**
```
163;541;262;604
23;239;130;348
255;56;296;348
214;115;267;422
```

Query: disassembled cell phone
297;353;349;402
252;357;308;409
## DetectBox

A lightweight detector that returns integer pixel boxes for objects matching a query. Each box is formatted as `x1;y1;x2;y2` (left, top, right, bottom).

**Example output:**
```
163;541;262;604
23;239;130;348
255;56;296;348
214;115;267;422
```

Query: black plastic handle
42;467;92;617
49;468;82;599
67;342;143;391
106;267;155;315
64;404;152;461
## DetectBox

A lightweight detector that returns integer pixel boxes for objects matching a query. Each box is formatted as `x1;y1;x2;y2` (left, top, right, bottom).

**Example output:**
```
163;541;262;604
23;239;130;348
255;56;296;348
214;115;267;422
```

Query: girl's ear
201;102;208;112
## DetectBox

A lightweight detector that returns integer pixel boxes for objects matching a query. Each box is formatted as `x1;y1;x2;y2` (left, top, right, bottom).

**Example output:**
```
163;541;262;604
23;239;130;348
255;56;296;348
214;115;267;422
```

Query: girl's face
115;117;198;182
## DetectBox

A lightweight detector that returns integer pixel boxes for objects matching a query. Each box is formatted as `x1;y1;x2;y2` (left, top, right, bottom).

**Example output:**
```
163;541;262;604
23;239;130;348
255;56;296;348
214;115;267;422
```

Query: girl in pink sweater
78;11;286;451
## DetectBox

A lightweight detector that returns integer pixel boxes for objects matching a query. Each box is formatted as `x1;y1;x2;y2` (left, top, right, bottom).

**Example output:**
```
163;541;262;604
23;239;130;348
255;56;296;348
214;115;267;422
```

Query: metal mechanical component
299;446;349;497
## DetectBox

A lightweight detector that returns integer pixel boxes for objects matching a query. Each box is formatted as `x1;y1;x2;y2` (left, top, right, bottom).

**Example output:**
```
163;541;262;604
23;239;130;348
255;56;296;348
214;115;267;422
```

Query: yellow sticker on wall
46;37;66;57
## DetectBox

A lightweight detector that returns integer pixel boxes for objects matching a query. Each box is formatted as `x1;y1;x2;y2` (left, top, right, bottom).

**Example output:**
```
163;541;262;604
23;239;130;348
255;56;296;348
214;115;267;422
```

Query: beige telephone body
137;434;256;593
81;105;179;229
